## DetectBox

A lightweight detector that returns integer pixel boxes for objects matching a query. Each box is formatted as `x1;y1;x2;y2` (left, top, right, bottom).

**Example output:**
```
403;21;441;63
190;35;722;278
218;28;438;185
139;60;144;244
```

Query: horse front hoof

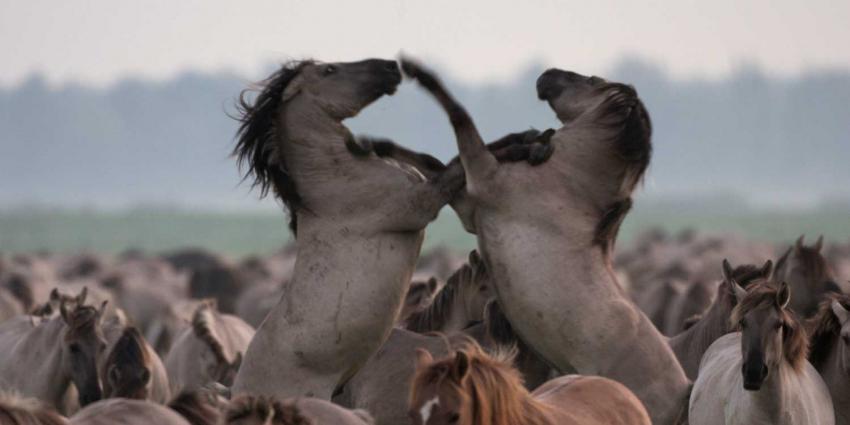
528;143;554;166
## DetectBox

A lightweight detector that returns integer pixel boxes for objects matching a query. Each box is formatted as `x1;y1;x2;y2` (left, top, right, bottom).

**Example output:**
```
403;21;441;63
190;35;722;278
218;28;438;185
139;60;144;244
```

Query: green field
1;204;848;258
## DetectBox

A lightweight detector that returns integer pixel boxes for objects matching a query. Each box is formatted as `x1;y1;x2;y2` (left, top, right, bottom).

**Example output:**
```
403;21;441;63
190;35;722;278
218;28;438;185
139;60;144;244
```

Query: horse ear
776;282;791;309
721;259;734;283
139;367;151;385
414;348;433;369
760;260;774;280
425;277;439;295
97;300;108;319
813;235;824;253
795;235;805;252
469;250;481;266
451;351;470;382
832;300;850;325
77;286;88;305
282;73;305;103
731;279;748;303
231;352;243;370
49;288;60;302
60;300;71;324
108;365;121;387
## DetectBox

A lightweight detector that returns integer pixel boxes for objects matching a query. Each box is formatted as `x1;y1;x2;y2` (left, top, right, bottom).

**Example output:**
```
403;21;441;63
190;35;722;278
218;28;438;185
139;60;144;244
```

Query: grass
0;204;848;259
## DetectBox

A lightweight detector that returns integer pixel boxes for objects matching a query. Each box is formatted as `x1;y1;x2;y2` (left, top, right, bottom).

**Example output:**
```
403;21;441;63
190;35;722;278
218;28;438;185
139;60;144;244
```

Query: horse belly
476;217;689;424
234;232;422;399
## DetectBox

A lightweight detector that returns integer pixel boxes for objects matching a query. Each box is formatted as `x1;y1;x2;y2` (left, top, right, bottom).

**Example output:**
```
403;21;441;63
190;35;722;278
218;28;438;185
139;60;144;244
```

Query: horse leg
400;58;498;187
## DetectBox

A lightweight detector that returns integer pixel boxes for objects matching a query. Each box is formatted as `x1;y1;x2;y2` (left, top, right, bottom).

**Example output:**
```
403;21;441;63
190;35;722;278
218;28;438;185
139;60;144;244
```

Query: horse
336;300;556;425
668;259;773;379
0;300;108;414
404;251;491;334
409;342;651;425
166;300;254;394
401;58;691;425
807;293;850;424
689;281;834;425
775;235;841;319
69;399;190;425
100;326;171;403
224;395;374;425
228;58;470;400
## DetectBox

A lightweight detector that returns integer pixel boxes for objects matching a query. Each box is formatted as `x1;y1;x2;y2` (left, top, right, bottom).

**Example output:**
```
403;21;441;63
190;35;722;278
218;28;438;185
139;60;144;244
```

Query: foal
409;342;651;425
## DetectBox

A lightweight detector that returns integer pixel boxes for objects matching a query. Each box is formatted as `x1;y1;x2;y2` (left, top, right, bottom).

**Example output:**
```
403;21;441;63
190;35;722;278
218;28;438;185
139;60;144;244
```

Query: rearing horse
230;59;466;400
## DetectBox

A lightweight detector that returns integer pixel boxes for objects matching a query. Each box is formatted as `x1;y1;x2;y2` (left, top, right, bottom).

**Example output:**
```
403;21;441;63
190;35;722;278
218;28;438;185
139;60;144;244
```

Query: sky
2;0;849;87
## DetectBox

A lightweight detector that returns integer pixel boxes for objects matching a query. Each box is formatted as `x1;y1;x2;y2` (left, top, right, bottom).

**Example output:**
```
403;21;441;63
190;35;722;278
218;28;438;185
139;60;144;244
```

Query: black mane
592;82;653;191
233;61;314;234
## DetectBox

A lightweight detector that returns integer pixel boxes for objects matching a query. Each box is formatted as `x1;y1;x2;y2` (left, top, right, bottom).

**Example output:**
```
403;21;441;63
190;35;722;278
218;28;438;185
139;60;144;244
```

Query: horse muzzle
741;361;768;391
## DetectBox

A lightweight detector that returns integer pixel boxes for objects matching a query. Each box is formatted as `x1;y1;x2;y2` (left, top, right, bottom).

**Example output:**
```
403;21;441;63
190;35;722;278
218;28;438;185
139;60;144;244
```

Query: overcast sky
1;0;848;87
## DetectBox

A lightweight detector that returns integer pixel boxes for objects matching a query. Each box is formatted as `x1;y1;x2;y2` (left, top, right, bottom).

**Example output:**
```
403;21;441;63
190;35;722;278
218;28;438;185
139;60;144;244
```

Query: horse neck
30;319;73;406
282;101;352;177
820;339;850;406
680;287;734;354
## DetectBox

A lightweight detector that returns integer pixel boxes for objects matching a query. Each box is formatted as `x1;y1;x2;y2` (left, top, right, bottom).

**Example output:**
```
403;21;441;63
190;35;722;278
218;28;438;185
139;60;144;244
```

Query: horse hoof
528;143;554;166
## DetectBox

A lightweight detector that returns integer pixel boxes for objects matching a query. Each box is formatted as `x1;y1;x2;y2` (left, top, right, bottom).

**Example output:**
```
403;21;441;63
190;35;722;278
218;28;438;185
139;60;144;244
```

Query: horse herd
1;57;848;425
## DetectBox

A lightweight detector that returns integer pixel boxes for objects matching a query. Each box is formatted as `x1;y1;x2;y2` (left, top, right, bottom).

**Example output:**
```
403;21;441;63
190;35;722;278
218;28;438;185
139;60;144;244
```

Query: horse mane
0;393;68;425
167;391;221;425
586;82;653;194
412;342;548;425
191;301;230;365
233;60;314;234
807;292;850;369
731;282;809;371
593;197;632;255
483;300;516;347
224;396;313;425
405;264;471;333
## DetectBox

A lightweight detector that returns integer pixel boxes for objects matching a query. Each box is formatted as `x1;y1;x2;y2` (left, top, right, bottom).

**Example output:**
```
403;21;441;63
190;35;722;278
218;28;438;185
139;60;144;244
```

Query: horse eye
69;343;81;354
324;65;337;76
448;413;460;423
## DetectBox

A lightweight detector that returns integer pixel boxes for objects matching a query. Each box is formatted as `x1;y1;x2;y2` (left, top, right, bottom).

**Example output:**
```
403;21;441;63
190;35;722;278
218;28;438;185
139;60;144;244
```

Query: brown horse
775;235;841;318
0;300;108;414
808;293;850;425
409;342;650;425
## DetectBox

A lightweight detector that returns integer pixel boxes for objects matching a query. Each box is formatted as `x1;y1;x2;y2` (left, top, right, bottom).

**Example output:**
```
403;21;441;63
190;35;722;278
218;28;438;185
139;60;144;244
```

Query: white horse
690;281;834;425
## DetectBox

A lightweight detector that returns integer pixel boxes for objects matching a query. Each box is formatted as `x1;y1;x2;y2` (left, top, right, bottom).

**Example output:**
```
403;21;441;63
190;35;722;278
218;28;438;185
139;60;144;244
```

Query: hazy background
1;0;849;255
